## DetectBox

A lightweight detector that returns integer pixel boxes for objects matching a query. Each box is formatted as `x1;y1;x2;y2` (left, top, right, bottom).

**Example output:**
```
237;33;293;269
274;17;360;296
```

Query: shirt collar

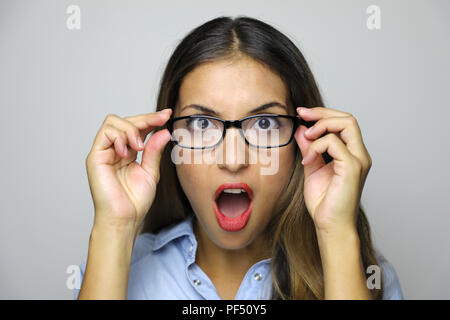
151;214;272;267
152;214;196;252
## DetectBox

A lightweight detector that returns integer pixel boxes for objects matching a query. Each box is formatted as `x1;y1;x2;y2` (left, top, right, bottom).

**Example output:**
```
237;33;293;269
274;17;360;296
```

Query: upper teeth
223;188;246;194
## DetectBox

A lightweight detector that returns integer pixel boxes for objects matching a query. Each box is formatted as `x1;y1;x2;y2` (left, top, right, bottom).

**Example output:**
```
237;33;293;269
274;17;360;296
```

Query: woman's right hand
85;108;172;235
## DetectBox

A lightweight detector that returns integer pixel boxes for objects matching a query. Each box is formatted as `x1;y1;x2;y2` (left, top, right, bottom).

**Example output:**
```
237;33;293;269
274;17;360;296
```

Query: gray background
0;0;449;299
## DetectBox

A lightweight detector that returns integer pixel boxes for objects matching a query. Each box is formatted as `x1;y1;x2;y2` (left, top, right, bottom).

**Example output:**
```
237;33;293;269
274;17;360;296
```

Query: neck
193;218;271;280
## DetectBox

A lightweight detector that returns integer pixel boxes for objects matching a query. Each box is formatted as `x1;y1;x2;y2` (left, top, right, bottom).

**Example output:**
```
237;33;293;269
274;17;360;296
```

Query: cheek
176;164;198;193
259;146;296;196
176;163;209;208
279;144;297;172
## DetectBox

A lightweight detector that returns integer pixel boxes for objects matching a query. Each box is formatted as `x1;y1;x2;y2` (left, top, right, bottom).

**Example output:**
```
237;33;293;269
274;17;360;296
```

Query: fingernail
160;108;172;114
305;127;313;136
299;107;311;114
302;154;311;165
137;137;144;148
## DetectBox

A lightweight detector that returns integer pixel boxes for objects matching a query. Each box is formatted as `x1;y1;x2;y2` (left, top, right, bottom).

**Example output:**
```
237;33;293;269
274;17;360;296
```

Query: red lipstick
214;182;253;232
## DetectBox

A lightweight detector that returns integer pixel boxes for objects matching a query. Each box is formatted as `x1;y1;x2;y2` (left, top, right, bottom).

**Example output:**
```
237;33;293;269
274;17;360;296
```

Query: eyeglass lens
171;115;294;148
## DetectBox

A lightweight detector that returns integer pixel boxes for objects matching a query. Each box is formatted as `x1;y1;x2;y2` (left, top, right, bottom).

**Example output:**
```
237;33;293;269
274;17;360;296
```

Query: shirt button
254;273;262;281
193;279;201;286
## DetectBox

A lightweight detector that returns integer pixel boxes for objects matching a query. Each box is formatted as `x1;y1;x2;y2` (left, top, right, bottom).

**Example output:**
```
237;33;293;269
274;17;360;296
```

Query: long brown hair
140;15;383;299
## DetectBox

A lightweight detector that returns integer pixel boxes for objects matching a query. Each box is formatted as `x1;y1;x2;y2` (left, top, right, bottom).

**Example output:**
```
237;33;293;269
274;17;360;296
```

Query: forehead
176;57;288;112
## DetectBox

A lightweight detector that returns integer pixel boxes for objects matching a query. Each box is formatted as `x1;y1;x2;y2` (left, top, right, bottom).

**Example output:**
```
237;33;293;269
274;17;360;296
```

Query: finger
101;124;130;158
110;109;172;150
295;124;330;177
140;129;172;183
124;108;172;133
297;107;371;168
297;106;351;120
303;116;361;149
294;124;314;161
126;109;172;147
301;133;358;177
100;115;146;153
93;109;172;153
303;116;371;170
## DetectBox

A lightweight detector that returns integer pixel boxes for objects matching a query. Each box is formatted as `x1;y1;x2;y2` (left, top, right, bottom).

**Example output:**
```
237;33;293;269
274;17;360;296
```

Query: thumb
141;129;172;183
294;125;325;174
294;125;313;160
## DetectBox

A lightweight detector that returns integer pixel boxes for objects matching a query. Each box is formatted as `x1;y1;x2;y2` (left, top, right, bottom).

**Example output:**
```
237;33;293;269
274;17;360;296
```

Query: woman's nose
215;128;249;172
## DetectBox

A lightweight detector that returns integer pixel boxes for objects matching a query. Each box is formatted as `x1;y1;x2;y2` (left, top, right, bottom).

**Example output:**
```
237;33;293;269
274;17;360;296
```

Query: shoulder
131;215;195;265
375;250;404;300
72;232;159;299
73;217;195;299
126;217;198;299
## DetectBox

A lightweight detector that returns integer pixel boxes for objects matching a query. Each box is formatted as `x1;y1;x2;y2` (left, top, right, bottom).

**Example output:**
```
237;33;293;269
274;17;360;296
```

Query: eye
251;117;281;130
186;118;217;131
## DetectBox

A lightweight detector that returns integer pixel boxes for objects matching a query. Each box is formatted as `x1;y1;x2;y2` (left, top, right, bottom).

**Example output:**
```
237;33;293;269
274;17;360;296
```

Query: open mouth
214;183;253;232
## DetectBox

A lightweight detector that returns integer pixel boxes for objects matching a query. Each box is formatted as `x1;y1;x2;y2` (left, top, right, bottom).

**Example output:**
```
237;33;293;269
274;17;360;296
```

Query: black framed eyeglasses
166;114;315;149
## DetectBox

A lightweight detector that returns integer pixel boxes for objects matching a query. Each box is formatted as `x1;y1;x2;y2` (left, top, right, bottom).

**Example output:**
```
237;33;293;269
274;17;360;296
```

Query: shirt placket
182;235;221;299
234;259;271;300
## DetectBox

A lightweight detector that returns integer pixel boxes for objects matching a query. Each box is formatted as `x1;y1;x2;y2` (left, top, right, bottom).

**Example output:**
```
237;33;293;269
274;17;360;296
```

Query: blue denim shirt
74;214;404;299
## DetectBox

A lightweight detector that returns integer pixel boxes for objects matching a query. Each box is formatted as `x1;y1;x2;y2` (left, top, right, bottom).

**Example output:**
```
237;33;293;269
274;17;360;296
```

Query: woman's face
174;57;297;250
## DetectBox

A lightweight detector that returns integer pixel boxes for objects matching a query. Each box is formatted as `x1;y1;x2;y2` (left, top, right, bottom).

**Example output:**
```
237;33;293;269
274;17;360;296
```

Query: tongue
217;193;250;218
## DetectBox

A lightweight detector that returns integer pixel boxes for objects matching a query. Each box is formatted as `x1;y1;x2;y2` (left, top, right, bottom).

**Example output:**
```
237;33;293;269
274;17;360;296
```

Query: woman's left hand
294;107;372;236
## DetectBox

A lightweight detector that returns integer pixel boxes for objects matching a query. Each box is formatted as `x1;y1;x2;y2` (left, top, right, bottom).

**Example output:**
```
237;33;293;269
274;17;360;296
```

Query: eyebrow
179;101;288;116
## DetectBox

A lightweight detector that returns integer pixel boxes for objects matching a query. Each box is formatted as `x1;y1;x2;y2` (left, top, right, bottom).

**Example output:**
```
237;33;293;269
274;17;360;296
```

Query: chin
195;209;269;251
209;220;263;251
214;233;253;250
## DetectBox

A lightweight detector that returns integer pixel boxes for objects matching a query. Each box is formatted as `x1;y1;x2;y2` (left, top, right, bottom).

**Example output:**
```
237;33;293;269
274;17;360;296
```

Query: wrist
315;227;361;265
89;219;138;256
92;215;139;240
315;225;359;244
88;222;136;273
314;228;370;300
81;221;135;300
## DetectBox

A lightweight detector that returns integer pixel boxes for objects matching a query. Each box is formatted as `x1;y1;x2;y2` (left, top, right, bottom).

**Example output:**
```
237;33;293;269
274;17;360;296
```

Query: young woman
75;16;403;300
